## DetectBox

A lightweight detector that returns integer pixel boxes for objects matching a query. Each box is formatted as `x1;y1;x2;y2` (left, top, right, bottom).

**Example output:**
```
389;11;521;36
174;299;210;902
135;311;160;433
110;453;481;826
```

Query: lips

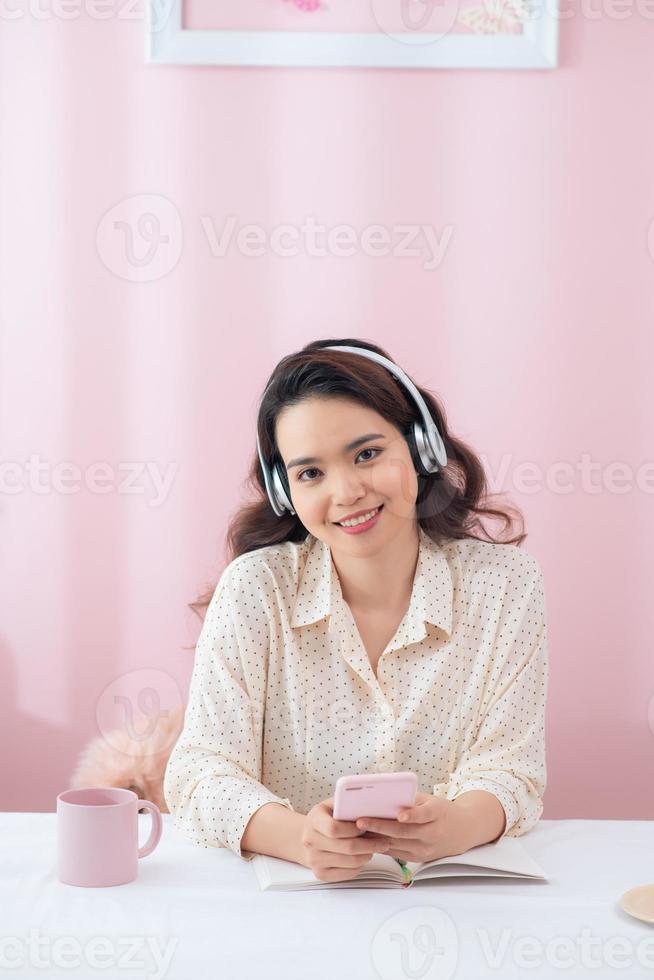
335;504;383;526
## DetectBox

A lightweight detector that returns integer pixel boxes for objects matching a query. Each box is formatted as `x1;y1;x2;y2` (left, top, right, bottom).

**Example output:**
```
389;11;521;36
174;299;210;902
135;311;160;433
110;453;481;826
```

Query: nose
330;467;366;504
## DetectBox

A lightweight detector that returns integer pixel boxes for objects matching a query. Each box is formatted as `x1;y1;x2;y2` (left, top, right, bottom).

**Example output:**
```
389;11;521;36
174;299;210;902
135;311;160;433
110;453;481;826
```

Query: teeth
338;507;380;527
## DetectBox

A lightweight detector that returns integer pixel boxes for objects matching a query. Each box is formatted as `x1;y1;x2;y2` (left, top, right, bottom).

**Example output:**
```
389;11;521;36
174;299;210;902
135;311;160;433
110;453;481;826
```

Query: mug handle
137;800;163;858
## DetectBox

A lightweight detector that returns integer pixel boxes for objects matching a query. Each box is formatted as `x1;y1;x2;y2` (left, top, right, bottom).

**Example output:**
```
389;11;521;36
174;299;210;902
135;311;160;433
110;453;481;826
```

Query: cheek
374;456;417;509
292;487;325;525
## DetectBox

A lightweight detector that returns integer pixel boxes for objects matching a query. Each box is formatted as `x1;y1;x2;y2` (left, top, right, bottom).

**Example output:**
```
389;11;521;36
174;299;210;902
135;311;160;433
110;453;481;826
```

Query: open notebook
250;836;548;891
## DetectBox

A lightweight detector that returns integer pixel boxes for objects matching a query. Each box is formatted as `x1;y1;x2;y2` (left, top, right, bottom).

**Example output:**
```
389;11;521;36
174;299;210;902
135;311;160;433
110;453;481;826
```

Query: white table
2;813;653;979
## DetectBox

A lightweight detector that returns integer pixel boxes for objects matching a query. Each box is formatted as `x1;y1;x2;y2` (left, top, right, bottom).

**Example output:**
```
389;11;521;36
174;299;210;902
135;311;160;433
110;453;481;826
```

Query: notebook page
412;837;547;881
251;851;403;890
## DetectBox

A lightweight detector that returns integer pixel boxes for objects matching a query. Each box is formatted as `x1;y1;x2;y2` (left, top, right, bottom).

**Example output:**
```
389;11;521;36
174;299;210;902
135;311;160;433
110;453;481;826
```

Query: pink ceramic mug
57;787;162;887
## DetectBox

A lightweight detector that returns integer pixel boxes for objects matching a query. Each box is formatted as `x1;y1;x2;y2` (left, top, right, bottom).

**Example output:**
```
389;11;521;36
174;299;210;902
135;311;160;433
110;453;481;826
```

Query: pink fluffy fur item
70;706;185;813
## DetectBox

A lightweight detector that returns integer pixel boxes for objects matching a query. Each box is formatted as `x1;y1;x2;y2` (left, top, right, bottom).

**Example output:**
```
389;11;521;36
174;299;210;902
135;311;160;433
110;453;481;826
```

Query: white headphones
256;345;448;518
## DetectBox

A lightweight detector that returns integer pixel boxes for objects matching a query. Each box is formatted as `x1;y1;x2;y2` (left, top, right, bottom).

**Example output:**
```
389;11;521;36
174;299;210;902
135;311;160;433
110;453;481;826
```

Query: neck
330;522;421;614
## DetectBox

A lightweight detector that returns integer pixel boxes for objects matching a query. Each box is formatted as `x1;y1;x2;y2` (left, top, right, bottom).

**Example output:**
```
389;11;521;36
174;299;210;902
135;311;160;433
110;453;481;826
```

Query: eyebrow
286;433;386;470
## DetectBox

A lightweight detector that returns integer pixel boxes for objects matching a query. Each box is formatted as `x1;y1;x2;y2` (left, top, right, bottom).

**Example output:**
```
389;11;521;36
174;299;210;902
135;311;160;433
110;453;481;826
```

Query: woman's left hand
356;791;475;864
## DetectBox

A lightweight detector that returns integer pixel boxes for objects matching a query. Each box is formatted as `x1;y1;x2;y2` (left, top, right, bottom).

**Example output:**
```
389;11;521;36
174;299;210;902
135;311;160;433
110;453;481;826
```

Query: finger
397;796;447;824
382;837;424;852
320;800;371;839
314;848;375;869
356;817;415;837
331;819;372;838
387;850;420;863
318;814;364;839
317;833;390;856
396;807;433;824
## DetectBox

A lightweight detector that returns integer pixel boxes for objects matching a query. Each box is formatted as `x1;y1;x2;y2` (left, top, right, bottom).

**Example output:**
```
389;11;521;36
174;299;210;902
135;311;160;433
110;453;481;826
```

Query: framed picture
147;0;559;70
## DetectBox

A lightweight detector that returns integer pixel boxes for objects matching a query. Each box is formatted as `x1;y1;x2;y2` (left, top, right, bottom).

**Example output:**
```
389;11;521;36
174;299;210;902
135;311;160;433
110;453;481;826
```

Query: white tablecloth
2;813;653;979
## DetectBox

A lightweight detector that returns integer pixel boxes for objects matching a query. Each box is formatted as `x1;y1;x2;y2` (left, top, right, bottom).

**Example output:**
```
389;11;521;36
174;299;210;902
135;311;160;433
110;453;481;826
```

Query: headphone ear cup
404;422;432;477
272;461;295;515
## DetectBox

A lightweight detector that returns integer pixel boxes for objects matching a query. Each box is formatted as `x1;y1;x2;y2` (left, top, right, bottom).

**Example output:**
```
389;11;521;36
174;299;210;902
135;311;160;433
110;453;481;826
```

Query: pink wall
1;8;653;817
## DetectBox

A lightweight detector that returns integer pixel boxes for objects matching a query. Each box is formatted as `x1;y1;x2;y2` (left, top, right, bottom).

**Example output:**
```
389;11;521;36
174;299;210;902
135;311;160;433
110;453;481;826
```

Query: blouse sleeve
163;559;294;861
432;556;549;840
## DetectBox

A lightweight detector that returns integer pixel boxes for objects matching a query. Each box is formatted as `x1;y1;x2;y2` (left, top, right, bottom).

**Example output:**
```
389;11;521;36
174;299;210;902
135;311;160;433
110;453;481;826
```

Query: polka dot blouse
163;525;548;861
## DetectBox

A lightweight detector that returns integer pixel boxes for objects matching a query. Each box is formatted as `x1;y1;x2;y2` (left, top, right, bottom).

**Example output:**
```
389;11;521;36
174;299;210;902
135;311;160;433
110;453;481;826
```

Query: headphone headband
256;345;447;517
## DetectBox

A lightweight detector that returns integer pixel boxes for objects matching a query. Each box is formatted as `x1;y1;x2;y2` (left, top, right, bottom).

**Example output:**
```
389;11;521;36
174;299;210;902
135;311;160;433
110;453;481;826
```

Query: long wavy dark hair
189;337;525;621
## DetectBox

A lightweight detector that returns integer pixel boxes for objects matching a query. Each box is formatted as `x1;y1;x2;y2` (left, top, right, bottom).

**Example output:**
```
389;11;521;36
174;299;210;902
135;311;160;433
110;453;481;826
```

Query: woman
164;338;548;883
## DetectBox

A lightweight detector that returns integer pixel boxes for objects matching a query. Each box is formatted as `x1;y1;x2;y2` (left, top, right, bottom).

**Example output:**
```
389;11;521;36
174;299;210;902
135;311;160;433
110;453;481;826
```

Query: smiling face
275;396;419;551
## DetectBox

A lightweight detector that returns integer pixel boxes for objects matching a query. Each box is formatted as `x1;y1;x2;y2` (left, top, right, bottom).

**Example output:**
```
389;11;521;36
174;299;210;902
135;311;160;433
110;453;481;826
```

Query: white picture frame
147;1;559;70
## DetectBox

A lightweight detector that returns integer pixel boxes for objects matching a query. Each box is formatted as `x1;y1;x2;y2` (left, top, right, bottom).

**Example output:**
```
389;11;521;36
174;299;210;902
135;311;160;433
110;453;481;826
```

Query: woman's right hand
299;797;392;882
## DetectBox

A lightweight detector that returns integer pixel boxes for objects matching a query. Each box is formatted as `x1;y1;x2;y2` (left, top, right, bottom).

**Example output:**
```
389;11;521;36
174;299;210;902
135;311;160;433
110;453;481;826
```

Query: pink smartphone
332;771;418;822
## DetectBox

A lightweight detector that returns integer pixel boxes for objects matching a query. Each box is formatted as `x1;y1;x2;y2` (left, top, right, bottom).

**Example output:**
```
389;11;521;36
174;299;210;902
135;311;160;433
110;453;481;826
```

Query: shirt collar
290;525;453;641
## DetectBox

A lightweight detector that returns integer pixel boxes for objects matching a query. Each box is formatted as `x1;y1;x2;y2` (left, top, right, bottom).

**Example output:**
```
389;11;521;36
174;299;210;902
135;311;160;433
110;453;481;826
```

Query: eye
297;447;382;483
297;467;320;483
357;447;379;463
